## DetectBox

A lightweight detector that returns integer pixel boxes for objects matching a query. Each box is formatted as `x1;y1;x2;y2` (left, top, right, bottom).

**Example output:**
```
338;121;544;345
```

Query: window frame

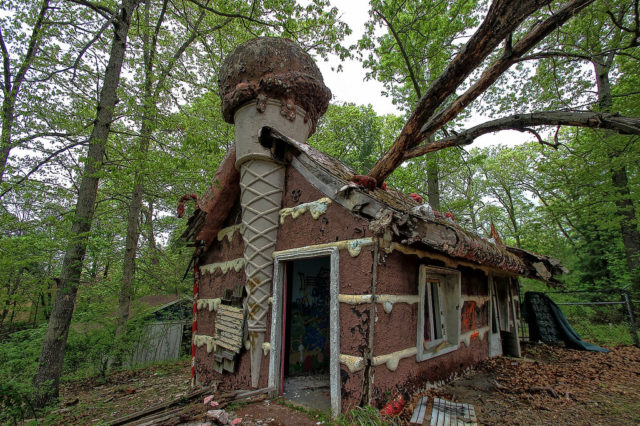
417;265;461;362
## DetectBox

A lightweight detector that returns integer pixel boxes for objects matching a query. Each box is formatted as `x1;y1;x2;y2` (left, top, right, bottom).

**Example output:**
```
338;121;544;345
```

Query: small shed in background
129;295;193;366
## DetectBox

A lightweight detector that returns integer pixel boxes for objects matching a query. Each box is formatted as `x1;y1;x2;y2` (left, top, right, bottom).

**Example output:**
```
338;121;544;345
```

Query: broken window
417;266;461;361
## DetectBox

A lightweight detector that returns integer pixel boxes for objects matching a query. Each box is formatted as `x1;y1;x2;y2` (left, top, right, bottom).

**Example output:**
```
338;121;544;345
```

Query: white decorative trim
460;326;490;347
338;294;373;304
262;342;271;356
273;237;373;258
339;354;366;373
200;258;245;275
372;347;418;371
279;197;332;224
196;298;221;312
193;334;217;353
217;224;245;243
338;293;420;313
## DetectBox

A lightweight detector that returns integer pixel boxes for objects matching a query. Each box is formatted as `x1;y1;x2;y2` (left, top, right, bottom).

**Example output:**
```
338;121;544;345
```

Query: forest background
0;0;638;421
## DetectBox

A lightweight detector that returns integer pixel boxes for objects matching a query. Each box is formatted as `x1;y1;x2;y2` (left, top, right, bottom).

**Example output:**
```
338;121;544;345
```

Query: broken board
430;398;477;426
410;396;429;425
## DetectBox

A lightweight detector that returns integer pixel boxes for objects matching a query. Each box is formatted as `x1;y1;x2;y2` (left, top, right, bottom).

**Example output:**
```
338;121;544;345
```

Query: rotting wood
110;385;216;426
367;0;556;184
183;144;240;245
111;386;276;425
406;111;640;159
410;396;429;425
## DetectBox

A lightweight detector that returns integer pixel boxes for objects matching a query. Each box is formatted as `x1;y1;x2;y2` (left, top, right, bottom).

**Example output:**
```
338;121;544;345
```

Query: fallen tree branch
368;0;595;184
404;111;640;159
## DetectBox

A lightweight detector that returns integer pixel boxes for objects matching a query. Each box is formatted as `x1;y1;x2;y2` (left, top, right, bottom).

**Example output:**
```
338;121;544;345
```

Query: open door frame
488;274;521;357
269;246;341;417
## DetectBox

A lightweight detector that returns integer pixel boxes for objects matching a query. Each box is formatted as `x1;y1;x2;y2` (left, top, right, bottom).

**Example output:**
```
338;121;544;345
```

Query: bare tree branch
0;139;88;198
366;0;559;183
66;0;114;20
186;0;275;28
405;110;640;159
373;8;422;98
419;0;595;140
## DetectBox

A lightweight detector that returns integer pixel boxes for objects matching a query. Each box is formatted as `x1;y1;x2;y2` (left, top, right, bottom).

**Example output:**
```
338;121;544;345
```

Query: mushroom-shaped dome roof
218;37;331;135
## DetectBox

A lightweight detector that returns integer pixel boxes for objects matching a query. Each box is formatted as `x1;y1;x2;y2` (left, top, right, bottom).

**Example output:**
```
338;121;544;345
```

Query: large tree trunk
367;0;594;183
145;200;159;265
426;153;440;210
32;0;138;408
115;0;204;338
594;60;640;290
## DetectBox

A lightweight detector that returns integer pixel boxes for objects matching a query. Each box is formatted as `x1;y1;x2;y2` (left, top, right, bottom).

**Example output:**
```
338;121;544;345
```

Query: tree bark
367;0;594;183
145;200;159;265
426;153;440;210
405;110;640;159
367;0;555;183
594;59;640;290
32;0;138;408
115;0;205;338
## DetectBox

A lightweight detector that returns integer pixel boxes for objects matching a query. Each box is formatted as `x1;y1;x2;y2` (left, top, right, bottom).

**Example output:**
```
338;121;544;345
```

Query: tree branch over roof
367;0;596;184
404;111;640;159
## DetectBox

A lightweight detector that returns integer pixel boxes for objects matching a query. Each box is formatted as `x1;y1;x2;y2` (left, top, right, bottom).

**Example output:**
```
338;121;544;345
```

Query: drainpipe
218;38;331;388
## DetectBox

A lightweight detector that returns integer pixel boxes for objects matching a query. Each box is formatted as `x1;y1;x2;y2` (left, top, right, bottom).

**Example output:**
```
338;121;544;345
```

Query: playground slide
522;292;609;353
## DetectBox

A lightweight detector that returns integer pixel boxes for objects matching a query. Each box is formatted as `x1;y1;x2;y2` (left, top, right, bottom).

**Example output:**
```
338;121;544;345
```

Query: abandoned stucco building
181;37;564;416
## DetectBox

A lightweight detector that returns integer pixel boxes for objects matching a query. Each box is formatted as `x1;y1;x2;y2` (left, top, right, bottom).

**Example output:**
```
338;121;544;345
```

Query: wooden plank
218;306;244;319
216;338;242;352
217;328;242;340
215;322;243;335
410;396;428;424
110;385;215;425
217;332;242;345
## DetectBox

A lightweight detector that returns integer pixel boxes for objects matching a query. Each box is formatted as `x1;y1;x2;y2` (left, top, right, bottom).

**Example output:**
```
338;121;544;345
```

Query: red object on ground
380;395;406;416
410;193;423;203
445;211;455;221
381;182;387;190
352;174;377;191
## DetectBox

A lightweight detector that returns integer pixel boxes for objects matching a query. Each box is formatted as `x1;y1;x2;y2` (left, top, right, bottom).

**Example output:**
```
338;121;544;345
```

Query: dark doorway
282;257;331;411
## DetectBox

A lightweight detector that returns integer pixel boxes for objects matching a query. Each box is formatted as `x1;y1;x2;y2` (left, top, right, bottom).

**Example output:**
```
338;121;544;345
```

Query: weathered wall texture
195;163;500;412
370;253;491;405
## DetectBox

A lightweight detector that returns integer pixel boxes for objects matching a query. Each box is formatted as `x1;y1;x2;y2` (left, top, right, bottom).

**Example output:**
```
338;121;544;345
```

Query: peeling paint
462;295;490;305
386;242;507;275
194;334;217;353
372;347;418;371
460;326;490;347
279;197;332;224
200;258;245;275
217;224;245;243
262;342;271;356
338;294;373;304
338;293;420;313
376;295;421;313
197;298;221;312
339;354;366;373
273;238;373;258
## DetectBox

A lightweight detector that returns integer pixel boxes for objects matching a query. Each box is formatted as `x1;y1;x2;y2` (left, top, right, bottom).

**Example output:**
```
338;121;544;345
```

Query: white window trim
417;265;461;362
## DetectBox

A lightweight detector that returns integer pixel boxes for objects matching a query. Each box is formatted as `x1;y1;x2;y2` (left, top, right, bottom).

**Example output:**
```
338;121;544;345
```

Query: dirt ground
40;343;640;425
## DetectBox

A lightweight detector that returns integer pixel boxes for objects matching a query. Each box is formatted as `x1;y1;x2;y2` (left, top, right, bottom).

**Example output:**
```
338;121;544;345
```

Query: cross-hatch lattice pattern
240;160;284;332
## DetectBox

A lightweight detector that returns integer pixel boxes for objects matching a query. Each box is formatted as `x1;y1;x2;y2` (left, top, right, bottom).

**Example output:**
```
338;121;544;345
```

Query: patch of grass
275;398;332;423
334;405;399;426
